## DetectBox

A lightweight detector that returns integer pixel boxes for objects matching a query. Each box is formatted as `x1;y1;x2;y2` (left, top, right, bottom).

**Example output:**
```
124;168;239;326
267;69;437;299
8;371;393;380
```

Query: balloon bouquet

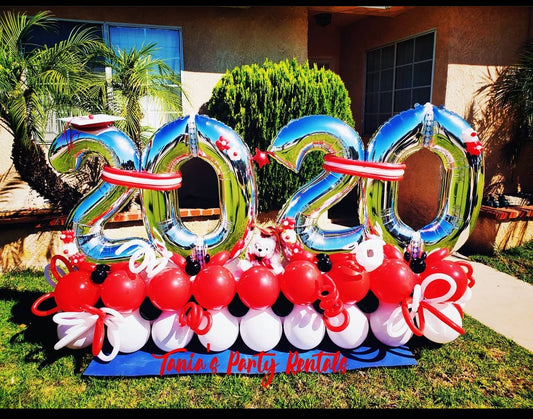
31;103;483;362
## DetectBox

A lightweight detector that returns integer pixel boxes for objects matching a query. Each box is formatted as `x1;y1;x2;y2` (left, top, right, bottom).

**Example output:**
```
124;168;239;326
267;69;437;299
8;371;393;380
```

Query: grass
465;240;533;285
1;263;532;409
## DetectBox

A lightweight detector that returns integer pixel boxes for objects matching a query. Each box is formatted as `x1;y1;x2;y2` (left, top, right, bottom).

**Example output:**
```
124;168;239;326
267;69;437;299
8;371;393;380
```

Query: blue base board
84;334;417;378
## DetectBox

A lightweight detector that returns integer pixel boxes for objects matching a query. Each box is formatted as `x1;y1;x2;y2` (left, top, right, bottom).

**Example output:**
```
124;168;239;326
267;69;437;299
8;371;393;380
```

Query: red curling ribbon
318;275;350;332
179;302;213;335
83;305;106;357
101;166;182;191
323;154;406;181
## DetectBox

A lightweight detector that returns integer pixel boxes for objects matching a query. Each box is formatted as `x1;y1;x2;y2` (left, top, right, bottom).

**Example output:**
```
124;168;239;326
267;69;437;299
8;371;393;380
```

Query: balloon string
179;302;213;335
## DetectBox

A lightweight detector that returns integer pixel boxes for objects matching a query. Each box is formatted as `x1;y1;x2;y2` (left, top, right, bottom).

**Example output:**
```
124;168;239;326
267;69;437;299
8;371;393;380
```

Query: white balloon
326;303;369;349
422;302;462;344
369;301;413;347
355;236;385;272
56;323;94;350
108;309;151;353
239;307;283;352
151;310;194;352
198;307;239;352
283;304;325;350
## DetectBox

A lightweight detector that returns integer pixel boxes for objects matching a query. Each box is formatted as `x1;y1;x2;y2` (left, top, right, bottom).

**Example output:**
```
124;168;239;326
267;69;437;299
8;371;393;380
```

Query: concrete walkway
451;253;533;353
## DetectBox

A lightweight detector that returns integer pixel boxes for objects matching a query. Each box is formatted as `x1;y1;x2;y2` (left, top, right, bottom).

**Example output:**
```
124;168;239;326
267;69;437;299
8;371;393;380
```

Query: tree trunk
11;138;82;215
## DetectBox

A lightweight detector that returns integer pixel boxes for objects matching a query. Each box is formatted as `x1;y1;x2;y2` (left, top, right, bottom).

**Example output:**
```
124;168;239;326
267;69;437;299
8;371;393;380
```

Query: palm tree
102;43;187;150
477;39;533;167
0;10;107;213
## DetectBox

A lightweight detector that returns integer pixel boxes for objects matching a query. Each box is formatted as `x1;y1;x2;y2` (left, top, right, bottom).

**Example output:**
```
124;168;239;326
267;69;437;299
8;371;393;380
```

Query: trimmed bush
205;58;355;212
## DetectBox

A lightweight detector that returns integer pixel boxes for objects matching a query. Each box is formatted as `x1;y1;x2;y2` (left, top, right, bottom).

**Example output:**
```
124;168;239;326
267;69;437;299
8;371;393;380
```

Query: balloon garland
32;103;482;362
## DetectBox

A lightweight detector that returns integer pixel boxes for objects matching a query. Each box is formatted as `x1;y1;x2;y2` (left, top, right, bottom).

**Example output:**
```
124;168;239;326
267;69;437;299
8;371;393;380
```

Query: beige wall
2;6;309;116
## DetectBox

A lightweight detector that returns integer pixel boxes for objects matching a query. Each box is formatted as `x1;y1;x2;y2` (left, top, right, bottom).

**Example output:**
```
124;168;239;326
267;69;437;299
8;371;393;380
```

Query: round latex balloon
279;260;321;305
100;268;146;313
326;259;369;304
192;265;236;310
326;303;369;349
237;266;280;309
107;309;151;354
421;302;463;344
283;304;325;350
239;307;283;352
147;267;192;311
197;307;239;352
56;320;94;350
151;310;194;352
369;301;413;347
369;258;416;304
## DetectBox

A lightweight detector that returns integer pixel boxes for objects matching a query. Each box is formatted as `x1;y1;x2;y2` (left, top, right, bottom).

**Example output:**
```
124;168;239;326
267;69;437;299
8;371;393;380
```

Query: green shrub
205;58;355;212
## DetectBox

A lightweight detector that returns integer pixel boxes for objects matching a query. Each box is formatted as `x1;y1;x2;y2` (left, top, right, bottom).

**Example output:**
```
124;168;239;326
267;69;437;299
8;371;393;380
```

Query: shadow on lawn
3;287;92;373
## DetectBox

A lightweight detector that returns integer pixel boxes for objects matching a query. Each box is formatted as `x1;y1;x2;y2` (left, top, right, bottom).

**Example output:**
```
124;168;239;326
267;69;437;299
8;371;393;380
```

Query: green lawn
1;267;532;409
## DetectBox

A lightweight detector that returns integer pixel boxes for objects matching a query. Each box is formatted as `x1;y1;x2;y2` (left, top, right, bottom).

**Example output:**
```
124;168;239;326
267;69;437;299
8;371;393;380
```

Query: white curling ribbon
420;273;457;304
407;274;456;322
53;312;99;350
96;307;125;363
116;239;171;278
387;304;413;339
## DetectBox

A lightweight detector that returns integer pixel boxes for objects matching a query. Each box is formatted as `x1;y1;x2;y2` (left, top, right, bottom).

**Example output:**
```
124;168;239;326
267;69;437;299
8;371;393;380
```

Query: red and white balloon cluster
32;221;475;361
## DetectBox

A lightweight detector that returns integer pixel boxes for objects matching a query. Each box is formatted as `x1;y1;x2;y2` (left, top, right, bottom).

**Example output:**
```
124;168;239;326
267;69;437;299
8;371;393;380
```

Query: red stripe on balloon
323;154;406;181
101;166;182;190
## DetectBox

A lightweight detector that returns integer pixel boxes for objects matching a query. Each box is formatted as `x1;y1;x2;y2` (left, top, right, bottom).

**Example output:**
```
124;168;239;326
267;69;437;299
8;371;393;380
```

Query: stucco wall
340;6;533;229
2;6;309;116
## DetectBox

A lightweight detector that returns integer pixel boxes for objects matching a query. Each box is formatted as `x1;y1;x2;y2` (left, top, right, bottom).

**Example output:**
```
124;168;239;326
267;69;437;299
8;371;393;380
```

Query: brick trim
0;208;220;228
480;205;533;220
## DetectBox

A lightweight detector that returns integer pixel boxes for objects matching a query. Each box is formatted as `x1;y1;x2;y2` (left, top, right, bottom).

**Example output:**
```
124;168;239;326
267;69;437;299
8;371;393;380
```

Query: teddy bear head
248;234;277;259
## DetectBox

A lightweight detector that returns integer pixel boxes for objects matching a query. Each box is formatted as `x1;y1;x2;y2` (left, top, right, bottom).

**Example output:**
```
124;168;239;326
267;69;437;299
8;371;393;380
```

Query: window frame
362;30;436;137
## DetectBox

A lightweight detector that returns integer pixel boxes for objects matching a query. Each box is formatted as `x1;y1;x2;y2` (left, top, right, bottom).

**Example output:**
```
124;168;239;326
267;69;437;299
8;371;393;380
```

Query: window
26;18;183;139
363;31;435;137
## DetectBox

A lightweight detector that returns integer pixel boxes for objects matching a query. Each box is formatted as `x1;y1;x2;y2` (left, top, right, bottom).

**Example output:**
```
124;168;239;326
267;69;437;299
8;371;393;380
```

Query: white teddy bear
238;230;285;275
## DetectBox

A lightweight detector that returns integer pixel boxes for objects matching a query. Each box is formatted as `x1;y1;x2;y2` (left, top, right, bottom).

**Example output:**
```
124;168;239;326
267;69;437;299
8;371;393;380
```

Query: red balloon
209;251;230;266
147;267;192;311
100;268;146;312
288;250;316;263
327;259;370;304
369;258;416;304
192;265;236;310
420;259;469;302
279;260;321;305
238;266;280;309
54;270;100;312
383;244;404;261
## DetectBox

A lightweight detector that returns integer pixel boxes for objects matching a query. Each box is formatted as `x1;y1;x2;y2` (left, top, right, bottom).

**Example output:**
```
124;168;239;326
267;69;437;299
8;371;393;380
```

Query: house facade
1;5;532;243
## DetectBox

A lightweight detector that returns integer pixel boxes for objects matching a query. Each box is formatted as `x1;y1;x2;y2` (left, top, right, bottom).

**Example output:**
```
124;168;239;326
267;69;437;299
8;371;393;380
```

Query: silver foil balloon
48;125;151;263
267;115;365;253
364;103;484;253
142;114;257;259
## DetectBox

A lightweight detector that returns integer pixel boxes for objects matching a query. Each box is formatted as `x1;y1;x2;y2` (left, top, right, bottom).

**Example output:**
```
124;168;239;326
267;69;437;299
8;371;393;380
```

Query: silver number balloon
142;114;257;258
267;115;365;253
48;126;151;263
365;103;484;253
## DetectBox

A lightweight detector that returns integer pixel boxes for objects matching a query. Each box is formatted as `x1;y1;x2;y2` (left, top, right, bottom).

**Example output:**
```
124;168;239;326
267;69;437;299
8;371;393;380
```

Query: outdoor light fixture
314;13;332;27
